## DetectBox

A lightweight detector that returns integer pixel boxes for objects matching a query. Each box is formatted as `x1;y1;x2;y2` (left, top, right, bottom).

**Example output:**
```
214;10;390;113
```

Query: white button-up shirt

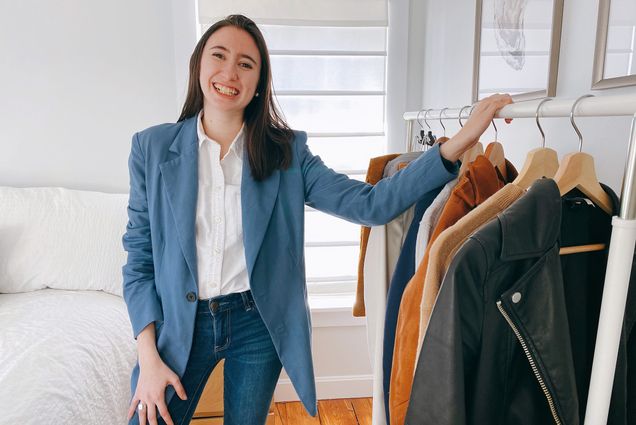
195;110;250;299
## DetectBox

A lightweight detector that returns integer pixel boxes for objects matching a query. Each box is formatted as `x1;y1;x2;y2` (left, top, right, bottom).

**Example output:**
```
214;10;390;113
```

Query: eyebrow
209;45;257;65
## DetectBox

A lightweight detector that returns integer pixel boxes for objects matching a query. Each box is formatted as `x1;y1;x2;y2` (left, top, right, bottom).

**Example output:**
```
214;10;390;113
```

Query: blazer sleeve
297;131;459;227
122;133;164;339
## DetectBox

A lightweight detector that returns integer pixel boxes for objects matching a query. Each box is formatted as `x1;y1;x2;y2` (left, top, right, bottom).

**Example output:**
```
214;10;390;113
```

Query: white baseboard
274;374;373;402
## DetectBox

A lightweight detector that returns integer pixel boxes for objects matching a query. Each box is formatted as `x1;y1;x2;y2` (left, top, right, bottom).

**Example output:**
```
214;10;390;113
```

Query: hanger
553;95;613;255
436;107;450;144
484;119;508;181
415;108;426;151
511;97;560;189
553;95;613;214
459;104;485;175
423;109;437;149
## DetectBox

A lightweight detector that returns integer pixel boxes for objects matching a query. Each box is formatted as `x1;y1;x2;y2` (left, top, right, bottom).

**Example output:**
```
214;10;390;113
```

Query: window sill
308;293;367;328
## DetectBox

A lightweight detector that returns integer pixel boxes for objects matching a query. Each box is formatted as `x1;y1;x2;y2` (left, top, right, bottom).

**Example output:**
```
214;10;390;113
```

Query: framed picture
472;0;564;102
592;0;636;89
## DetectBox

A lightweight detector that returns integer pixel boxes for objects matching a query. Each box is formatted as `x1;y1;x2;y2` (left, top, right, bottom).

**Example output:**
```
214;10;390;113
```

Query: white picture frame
472;0;564;102
592;0;636;90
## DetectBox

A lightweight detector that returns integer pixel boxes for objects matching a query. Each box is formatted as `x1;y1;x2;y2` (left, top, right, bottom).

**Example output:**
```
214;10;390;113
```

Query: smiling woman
121;13;512;425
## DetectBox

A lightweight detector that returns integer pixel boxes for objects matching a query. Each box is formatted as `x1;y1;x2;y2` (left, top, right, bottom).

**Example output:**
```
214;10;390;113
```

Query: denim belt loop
240;291;253;311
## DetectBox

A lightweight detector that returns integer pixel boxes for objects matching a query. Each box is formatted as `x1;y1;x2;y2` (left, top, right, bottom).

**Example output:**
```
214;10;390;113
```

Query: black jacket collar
499;179;562;261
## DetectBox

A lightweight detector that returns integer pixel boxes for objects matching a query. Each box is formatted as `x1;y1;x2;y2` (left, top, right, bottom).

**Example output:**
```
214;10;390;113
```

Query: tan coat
416;183;525;360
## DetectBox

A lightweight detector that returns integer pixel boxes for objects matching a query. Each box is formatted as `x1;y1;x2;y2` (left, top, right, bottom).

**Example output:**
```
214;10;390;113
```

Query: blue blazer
122;115;457;415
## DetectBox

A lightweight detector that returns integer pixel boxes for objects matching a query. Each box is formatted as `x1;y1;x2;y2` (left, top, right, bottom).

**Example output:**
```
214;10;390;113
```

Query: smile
213;83;239;96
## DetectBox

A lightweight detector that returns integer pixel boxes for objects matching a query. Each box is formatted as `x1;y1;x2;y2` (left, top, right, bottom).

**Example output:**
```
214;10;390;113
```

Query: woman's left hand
440;93;513;163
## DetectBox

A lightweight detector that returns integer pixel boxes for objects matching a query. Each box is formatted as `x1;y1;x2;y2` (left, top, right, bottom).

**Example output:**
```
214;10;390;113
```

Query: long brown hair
178;15;293;181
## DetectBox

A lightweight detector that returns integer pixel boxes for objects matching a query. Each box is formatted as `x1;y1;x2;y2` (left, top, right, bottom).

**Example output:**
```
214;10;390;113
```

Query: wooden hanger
553;95;613;255
554;152;613;215
456;105;484;175
483;118;508;180
513;147;559;189
459;142;484;175
512;98;560;189
485;144;507;180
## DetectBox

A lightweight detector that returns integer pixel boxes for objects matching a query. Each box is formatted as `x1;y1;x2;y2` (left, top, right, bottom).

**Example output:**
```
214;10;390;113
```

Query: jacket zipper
496;300;562;425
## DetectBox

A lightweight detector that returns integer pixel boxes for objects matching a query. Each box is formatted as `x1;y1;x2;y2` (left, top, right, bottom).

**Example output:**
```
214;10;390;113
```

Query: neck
201;104;244;148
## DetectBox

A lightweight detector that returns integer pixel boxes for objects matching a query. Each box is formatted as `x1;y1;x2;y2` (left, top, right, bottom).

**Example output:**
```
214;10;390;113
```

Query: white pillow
0;187;129;296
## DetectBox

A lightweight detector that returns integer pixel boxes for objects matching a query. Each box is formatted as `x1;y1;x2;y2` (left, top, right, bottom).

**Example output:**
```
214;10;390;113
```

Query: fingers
147;402;158;425
138;401;148;425
171;377;188;401
127;398;139;421
474;93;512;114
128;398;157;425
482;93;513;119
157;400;175;425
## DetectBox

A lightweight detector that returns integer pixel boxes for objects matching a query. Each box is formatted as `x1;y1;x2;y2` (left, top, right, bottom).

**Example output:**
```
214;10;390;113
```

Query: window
260;24;388;295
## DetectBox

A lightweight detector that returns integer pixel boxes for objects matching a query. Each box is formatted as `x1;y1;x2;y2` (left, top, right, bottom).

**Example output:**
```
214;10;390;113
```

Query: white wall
0;0;181;193
403;0;636;195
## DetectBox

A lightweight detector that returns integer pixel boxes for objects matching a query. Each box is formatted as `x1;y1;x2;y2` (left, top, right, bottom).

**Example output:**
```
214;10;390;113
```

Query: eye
239;62;253;69
212;52;224;59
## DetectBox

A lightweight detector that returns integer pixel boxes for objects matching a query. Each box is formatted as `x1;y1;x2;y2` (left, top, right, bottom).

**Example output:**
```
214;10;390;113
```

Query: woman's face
199;26;262;117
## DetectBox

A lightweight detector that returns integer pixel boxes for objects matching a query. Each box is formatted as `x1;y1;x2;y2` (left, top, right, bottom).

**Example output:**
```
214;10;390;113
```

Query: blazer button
186;292;197;302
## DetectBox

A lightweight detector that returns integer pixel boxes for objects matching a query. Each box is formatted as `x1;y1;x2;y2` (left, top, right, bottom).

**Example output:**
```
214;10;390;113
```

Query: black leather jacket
406;179;635;425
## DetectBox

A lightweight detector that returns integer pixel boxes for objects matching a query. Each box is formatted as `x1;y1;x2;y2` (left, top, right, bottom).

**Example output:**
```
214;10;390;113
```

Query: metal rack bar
402;94;636;121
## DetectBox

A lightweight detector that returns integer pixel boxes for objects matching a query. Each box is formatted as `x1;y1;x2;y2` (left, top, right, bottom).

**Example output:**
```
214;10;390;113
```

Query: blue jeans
130;290;282;425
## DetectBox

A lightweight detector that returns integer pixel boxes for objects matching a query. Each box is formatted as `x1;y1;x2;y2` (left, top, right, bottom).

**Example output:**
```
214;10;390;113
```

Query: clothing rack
403;93;636;425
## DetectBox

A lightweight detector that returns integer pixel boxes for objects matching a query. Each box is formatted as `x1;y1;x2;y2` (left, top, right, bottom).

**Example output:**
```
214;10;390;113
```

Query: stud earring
255;92;260;97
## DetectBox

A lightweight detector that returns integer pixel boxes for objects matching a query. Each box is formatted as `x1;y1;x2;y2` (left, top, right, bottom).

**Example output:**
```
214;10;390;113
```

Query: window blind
197;0;388;27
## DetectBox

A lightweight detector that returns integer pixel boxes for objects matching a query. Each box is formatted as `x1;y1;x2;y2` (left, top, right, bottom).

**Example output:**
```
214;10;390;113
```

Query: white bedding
0;289;136;425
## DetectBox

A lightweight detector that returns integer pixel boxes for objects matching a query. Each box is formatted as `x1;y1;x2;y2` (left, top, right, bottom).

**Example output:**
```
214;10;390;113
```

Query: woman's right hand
439;93;513;163
127;322;188;424
127;355;188;425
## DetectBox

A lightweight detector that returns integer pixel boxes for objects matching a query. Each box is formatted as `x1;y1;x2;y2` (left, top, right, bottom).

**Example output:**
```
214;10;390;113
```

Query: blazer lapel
157;116;281;288
159;117;199;286
241;152;280;280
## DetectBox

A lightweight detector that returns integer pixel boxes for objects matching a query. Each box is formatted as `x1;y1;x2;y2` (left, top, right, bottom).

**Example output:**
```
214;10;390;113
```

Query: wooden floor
274;398;372;425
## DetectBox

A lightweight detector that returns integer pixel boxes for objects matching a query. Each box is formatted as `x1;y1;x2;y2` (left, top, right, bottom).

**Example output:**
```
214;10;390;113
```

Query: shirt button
186;292;197;302
215;217;222;223
215;186;222;191
214;248;221;254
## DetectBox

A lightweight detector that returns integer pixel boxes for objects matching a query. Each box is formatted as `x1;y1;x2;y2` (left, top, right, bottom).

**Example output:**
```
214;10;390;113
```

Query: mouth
213;82;240;97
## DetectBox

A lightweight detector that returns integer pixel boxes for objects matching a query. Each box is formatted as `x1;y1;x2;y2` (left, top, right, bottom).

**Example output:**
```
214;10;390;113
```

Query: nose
221;61;238;81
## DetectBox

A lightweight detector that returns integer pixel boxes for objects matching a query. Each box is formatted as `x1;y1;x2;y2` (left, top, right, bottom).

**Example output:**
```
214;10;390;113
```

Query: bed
0;187;137;425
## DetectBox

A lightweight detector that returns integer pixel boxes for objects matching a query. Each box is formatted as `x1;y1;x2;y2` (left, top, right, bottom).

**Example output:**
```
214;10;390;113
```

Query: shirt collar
197;110;245;159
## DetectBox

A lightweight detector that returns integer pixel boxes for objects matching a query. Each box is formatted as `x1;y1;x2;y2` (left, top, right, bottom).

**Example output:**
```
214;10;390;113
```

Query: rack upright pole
584;114;636;425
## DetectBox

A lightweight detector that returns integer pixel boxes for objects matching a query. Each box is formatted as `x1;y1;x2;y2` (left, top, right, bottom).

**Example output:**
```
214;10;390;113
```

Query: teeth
214;83;238;96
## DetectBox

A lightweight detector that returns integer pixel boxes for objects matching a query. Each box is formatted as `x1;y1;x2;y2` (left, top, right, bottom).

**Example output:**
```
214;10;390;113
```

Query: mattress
0;289;136;425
